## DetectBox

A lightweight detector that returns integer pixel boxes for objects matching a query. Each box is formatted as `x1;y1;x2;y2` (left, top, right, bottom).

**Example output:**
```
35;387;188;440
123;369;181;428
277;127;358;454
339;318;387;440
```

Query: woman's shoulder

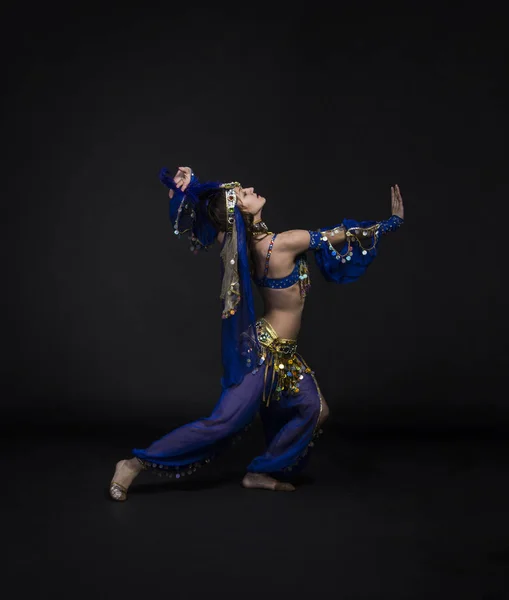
269;229;311;255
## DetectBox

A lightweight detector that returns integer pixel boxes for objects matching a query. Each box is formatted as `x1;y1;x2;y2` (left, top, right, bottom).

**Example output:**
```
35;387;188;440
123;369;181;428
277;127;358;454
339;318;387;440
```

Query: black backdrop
2;4;508;433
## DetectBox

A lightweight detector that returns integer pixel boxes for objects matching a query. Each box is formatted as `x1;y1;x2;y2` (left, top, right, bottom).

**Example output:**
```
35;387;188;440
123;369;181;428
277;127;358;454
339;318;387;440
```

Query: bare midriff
257;285;305;340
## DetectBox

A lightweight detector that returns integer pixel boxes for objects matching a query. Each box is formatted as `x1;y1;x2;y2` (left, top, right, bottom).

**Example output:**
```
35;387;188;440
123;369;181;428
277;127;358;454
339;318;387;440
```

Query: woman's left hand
391;184;404;219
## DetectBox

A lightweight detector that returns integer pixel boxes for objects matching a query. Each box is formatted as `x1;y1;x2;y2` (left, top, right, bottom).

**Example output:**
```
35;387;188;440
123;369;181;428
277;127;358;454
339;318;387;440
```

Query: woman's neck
253;210;263;223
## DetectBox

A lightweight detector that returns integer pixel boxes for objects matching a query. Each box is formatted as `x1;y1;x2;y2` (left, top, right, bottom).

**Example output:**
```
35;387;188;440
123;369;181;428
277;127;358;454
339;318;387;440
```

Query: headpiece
218;181;242;320
159;168;259;390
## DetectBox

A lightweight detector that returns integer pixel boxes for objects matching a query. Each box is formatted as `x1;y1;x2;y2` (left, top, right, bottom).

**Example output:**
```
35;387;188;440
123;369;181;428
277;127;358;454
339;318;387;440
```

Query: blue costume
130;168;403;480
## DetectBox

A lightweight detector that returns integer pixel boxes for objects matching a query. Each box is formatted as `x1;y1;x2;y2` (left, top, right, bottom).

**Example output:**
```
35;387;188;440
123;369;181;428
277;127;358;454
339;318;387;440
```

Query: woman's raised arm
276;227;346;256
276;185;404;258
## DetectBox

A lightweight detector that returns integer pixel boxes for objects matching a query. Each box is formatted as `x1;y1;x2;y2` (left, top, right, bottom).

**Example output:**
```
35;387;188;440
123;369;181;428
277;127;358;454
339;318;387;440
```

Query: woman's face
235;186;266;215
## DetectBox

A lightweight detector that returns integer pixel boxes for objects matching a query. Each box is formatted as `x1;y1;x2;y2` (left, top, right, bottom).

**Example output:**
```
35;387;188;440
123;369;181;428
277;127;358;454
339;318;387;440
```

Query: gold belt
256;318;312;406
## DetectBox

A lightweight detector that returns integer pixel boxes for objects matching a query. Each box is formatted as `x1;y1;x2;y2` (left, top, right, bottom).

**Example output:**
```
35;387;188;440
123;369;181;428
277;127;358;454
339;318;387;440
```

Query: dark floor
3;420;509;600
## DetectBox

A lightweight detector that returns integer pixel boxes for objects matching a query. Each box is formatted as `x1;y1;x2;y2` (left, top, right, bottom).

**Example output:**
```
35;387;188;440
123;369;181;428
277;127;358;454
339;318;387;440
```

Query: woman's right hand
173;166;193;191
168;166;192;199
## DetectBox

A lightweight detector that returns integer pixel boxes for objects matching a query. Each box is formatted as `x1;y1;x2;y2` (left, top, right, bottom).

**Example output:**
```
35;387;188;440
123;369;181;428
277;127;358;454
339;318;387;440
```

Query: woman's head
234;186;266;216
205;186;265;233
203;185;265;278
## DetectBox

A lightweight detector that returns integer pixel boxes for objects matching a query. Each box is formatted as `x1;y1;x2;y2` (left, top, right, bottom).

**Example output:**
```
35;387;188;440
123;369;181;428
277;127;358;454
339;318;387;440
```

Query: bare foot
109;458;143;501
241;472;296;492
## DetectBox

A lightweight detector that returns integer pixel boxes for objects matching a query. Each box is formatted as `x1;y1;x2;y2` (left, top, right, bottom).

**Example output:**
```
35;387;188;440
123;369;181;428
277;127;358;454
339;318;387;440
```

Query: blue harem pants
132;328;325;479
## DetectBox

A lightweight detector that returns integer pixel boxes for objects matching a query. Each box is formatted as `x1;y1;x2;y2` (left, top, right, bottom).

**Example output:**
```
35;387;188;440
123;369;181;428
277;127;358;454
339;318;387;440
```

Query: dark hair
202;188;256;276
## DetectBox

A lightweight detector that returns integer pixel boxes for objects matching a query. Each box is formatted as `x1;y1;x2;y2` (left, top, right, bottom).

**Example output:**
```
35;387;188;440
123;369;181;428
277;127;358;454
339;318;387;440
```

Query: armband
308;230;324;250
308;225;346;251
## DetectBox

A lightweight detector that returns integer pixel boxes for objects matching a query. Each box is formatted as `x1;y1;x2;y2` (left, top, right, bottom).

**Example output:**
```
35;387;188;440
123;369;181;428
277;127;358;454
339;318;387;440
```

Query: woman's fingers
173;167;192;192
390;184;404;219
176;178;189;192
175;174;187;188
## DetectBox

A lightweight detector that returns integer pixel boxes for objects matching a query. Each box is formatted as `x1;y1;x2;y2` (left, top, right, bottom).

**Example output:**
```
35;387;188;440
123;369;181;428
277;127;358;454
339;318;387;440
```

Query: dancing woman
109;166;404;500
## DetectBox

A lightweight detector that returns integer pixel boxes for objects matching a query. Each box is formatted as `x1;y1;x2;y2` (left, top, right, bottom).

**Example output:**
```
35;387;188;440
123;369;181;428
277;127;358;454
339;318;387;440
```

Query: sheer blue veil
219;208;259;389
159;167;260;391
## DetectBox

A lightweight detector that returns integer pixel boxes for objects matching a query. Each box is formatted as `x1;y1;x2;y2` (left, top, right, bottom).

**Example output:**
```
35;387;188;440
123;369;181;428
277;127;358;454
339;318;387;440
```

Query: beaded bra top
253;233;310;295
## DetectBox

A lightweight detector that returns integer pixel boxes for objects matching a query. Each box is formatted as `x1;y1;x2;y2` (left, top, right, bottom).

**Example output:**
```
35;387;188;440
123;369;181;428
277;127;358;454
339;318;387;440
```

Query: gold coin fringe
135;423;252;478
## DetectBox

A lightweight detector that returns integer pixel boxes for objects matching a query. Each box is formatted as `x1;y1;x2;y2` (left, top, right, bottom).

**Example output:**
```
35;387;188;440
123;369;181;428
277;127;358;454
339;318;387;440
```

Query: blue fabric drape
219;207;260;390
313;217;402;283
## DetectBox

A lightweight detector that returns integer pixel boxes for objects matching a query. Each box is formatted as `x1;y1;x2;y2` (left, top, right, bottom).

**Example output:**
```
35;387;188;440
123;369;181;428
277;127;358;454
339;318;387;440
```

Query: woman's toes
241;474;256;488
274;482;296;492
242;473;296;492
109;458;142;501
109;482;127;501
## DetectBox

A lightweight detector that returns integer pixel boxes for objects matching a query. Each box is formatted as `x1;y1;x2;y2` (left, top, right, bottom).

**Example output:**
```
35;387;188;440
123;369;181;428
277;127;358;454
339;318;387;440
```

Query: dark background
2;3;509;600
2;4;507;432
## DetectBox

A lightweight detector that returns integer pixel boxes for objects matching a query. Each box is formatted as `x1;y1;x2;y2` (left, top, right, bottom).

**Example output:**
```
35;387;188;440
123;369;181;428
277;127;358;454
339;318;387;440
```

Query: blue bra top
253;233;304;289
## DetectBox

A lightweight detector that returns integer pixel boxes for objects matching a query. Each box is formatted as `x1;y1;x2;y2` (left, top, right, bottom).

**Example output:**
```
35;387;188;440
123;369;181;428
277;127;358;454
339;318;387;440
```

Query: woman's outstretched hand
168;166;193;199
391;184;404;219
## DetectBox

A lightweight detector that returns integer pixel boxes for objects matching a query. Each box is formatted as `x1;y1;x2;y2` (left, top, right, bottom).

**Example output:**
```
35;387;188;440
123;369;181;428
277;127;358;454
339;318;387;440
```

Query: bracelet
308;230;324;250
378;214;404;234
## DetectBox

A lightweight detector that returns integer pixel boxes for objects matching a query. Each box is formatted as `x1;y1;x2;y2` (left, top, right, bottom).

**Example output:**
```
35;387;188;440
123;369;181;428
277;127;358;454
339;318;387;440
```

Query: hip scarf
256;318;314;407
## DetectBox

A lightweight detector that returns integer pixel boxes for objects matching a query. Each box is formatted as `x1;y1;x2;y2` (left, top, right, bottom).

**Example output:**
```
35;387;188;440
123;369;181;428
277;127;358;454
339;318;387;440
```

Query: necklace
250;220;273;237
